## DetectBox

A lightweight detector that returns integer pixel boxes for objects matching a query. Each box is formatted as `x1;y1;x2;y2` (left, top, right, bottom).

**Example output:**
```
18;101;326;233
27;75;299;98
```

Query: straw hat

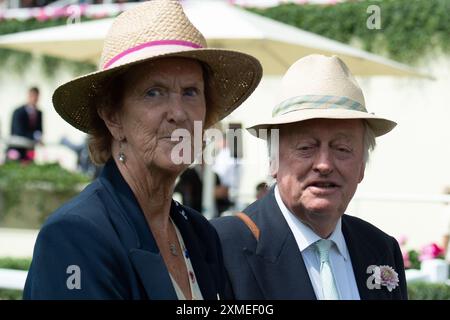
248;54;396;137
53;0;262;133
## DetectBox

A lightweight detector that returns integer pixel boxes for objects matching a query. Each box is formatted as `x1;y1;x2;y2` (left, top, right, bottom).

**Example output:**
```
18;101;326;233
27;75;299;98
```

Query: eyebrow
140;78;204;88
291;132;358;142
330;133;357;142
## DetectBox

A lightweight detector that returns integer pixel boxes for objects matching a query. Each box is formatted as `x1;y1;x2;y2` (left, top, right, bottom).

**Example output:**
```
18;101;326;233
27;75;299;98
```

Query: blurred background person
60;136;102;178
175;163;232;218
7;86;43;162
213;132;241;208
255;182;269;200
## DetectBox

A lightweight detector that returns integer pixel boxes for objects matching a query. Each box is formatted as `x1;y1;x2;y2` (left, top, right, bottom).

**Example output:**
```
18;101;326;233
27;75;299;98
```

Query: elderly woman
23;0;261;300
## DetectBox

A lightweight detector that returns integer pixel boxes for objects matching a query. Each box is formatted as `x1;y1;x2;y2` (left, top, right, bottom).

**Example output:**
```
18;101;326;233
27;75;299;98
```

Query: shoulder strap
235;212;260;241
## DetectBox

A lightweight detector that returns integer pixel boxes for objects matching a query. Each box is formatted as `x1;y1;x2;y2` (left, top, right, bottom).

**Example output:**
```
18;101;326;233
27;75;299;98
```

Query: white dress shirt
274;185;360;300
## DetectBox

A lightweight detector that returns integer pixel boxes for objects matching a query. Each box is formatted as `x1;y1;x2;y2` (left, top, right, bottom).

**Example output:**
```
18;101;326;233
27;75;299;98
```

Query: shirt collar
274;185;349;261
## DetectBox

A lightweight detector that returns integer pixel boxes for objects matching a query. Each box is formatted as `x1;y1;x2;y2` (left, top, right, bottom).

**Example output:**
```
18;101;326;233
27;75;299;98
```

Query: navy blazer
211;188;408;300
24;160;227;300
11;105;43;140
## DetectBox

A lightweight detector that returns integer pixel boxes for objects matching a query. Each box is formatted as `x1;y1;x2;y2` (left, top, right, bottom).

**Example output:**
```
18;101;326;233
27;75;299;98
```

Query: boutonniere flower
366;265;399;292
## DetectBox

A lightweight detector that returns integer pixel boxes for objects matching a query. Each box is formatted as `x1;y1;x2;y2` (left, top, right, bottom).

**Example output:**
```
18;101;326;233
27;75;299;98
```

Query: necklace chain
168;217;179;256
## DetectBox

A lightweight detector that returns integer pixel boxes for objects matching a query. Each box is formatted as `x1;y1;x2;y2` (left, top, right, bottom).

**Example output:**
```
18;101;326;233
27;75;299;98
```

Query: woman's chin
149;158;190;174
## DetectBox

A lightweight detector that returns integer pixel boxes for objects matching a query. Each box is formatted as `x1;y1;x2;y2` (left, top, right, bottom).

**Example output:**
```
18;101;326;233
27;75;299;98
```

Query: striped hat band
272;95;366;117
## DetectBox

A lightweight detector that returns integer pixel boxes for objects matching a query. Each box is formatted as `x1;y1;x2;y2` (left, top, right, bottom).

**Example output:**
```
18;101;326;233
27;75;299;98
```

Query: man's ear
98;108;123;140
358;163;365;183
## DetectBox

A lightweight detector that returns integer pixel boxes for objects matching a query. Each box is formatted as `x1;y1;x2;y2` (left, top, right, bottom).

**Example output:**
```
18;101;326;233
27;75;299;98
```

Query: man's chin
304;202;339;216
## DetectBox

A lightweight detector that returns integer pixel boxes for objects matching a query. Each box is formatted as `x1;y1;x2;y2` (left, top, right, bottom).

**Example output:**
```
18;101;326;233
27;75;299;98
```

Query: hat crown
279;54;366;108
100;0;207;69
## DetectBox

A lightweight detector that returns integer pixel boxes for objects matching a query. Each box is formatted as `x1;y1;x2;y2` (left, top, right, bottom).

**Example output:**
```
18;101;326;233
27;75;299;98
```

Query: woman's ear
98;108;123;140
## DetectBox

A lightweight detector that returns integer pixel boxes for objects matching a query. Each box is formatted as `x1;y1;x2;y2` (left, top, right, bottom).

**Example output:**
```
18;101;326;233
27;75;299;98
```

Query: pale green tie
315;239;340;300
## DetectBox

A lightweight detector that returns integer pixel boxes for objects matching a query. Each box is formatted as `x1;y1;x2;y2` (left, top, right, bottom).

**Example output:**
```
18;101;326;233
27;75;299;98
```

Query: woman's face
117;57;206;174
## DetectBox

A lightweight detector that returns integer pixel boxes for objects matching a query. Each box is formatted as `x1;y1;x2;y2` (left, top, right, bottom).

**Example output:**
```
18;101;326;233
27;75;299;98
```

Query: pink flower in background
36;8;49;22
419;243;445;261
92;12;108;19
402;250;411;268
397;235;408;246
52;7;68;19
397;235;411;268
6;149;20;161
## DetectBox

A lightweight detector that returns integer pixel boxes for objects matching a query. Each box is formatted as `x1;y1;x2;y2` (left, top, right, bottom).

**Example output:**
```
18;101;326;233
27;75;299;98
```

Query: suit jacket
211;188;408;300
11;105;43;140
9;105;43;160
24;159;227;300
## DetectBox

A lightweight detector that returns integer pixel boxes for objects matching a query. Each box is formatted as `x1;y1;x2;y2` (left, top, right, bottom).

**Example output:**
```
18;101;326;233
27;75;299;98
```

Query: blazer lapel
171;204;218;300
244;190;316;300
99;160;177;300
342;216;391;300
128;249;177;300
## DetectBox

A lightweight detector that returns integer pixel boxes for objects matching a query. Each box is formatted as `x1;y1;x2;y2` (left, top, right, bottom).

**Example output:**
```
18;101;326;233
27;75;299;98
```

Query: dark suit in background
175;166;232;217
9;105;43;160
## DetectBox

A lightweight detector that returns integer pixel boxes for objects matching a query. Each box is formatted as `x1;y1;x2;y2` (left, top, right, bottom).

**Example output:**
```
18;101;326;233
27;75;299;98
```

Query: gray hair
267;120;377;169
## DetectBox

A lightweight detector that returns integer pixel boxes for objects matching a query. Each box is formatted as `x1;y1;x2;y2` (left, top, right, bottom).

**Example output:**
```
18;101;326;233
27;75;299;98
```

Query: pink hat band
103;40;203;70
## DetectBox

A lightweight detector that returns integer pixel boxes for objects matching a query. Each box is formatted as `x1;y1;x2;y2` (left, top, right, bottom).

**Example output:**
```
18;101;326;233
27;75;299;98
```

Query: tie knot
315;239;333;262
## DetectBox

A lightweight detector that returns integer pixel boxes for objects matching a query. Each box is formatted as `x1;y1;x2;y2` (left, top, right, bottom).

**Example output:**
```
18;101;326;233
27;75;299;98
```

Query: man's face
28;90;39;107
275;118;366;225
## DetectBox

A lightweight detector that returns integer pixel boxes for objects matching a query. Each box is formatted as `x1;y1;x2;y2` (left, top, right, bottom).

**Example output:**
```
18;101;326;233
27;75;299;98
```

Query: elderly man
212;55;407;300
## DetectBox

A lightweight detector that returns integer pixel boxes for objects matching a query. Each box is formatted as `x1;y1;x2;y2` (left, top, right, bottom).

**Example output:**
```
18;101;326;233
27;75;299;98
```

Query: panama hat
53;0;262;133
248;54;396;137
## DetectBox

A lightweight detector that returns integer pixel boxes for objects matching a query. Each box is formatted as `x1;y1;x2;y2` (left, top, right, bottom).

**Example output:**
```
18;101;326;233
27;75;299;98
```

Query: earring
118;138;126;163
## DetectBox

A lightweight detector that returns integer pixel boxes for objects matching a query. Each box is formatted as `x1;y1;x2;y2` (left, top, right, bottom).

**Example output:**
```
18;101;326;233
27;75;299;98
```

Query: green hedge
0;162;90;229
0;257;30;300
0;16;98;36
0;289;23;300
408;282;450;300
0;257;31;271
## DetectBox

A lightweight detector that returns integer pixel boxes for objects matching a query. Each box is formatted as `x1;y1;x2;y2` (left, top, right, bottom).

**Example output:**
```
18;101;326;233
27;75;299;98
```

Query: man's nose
313;147;334;175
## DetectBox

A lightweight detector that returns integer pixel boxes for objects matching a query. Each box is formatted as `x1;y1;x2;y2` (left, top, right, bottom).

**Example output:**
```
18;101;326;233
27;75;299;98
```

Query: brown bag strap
235;212;260;241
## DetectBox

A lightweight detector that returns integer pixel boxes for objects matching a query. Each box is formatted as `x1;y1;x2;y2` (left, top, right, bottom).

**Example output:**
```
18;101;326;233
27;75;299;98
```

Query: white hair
362;120;376;163
267;120;377;170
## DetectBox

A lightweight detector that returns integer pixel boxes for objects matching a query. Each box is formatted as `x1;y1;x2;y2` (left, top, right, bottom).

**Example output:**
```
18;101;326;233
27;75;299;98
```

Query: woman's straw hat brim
52;0;262;133
53;48;262;133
